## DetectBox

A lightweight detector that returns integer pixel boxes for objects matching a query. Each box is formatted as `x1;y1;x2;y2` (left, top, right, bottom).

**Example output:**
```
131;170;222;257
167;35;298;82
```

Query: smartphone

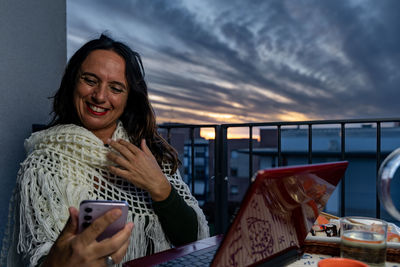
78;200;129;241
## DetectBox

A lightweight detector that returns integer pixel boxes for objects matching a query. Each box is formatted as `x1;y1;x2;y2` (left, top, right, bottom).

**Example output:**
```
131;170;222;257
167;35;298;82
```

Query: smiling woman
1;34;209;267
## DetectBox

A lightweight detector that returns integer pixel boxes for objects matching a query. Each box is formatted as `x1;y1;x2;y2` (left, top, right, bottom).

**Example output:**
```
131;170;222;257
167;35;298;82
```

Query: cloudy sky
67;0;400;129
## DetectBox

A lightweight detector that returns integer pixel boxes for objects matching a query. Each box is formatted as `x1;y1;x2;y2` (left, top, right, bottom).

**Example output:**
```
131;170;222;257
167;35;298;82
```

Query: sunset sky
67;0;400;138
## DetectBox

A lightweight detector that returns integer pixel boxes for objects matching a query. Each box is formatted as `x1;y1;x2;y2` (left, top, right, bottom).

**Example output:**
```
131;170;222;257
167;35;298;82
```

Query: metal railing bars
376;122;382;218
214;125;229;233
190;128;195;194
219;117;400;127
249;126;253;183
159;118;400;235
277;125;282;166
308;124;312;164
340;123;346;217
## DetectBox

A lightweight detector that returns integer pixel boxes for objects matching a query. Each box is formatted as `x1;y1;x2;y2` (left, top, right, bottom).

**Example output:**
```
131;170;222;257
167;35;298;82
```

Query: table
287;253;400;267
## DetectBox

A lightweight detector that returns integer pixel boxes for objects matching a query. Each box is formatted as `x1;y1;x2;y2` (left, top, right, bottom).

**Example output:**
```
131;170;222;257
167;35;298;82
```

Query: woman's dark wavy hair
49;34;180;173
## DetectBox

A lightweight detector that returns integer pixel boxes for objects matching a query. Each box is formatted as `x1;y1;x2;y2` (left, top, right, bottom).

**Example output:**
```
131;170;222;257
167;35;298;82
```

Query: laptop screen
211;161;348;267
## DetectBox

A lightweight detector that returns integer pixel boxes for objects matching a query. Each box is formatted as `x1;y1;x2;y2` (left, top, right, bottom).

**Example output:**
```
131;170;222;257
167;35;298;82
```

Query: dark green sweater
152;186;199;246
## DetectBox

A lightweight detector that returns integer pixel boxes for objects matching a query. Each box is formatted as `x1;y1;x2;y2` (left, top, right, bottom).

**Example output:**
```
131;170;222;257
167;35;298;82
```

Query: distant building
158;124;201;176
183;138;209;202
208;138;260;203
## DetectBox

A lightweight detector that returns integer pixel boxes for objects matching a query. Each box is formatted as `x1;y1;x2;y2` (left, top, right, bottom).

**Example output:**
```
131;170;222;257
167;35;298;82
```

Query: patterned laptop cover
211;161;348;267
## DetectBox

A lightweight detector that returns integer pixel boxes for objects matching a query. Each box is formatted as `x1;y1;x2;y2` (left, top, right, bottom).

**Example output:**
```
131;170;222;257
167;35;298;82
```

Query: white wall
0;0;66;245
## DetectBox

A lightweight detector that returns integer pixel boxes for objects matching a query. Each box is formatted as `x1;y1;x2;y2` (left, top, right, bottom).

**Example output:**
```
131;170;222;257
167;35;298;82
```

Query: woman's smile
86;102;109;116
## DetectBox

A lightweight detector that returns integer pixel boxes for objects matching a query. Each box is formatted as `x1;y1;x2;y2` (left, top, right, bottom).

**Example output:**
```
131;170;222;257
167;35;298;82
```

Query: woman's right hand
42;207;134;267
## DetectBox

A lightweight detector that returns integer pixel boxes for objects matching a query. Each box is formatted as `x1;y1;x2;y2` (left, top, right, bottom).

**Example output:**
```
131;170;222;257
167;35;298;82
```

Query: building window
230;185;239;195
231;151;238;159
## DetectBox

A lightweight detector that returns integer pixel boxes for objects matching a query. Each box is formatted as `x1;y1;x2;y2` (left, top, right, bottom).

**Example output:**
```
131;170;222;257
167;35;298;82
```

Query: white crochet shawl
1;122;209;267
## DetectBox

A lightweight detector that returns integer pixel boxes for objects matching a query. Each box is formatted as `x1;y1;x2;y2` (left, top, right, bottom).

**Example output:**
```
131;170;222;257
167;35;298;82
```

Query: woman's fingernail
112;209;122;219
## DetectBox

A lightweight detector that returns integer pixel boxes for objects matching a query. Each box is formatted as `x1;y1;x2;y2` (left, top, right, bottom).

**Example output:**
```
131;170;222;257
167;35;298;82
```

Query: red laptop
124;161;348;267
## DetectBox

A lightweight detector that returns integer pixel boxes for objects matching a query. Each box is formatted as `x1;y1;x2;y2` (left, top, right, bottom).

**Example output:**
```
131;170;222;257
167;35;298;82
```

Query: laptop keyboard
157;245;218;266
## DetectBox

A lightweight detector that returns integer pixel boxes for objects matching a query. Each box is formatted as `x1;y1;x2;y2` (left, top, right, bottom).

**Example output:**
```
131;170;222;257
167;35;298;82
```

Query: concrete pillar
0;0;66;245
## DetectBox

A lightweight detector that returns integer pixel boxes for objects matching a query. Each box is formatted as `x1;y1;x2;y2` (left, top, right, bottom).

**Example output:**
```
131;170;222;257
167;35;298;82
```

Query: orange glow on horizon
277;111;313;122
200;129;215;139
200;128;260;140
156;108;317;141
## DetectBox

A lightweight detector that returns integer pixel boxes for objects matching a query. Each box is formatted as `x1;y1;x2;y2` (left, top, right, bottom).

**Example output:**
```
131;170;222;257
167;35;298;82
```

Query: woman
2;34;209;267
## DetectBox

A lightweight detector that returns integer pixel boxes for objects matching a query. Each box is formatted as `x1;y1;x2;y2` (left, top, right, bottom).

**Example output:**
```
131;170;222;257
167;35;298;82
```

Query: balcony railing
159;118;400;235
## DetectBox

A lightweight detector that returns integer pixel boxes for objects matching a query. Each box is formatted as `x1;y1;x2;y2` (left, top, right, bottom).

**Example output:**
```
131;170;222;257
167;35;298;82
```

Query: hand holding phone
78;200;129;241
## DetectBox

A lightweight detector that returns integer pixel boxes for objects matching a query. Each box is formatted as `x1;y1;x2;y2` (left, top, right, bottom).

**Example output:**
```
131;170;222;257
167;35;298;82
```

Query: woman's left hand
106;139;171;201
